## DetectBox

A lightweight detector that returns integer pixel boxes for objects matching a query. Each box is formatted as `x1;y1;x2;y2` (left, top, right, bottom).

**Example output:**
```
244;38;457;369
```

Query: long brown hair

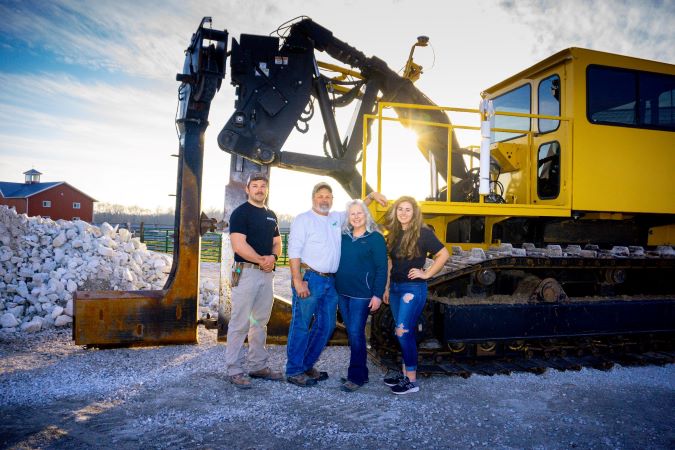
383;196;423;259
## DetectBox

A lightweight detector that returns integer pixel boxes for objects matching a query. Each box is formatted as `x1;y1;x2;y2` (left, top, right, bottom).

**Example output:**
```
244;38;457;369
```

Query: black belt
301;263;334;277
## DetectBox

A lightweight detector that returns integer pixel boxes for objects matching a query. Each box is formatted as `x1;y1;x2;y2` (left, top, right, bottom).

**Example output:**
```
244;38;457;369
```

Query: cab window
537;141;560;199
587;65;675;131
492;84;531;142
538;75;560;133
640;72;675;129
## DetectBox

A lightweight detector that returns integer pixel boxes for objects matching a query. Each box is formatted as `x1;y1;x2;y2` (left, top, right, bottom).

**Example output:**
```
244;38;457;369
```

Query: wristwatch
273;254;279;261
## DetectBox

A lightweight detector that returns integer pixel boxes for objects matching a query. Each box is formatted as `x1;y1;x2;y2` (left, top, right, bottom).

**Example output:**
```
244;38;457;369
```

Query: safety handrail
362;101;572;209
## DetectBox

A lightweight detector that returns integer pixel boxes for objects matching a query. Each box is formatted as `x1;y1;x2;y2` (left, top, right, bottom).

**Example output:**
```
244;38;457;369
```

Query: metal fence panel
139;226;290;265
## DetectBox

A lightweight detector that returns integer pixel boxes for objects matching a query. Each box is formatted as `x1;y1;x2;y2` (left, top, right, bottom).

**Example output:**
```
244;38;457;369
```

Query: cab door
531;70;569;207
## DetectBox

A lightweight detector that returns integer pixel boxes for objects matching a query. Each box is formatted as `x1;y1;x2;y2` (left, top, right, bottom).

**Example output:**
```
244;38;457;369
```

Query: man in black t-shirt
225;172;283;388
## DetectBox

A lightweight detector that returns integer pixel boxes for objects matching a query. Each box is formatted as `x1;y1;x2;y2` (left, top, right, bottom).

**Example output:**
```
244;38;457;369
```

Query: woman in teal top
335;199;388;392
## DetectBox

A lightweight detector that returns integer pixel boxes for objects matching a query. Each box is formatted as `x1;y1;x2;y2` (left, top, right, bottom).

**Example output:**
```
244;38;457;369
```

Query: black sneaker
391;377;419;395
383;371;404;387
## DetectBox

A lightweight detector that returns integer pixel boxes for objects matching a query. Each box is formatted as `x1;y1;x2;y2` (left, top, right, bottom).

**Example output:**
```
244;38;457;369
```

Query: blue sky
1;0;673;215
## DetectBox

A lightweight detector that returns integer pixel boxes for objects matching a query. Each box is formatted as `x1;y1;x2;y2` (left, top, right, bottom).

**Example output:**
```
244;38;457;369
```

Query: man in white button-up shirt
285;182;386;387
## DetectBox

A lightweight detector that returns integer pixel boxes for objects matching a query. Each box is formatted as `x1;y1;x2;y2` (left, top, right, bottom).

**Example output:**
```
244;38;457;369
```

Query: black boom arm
216;18;467;199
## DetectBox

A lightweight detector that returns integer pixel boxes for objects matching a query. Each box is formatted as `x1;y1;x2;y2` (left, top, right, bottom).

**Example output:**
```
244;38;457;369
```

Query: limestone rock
98;246;114;257
54;315;73;327
100;222;114;238
0;205;184;334
42;315;55;329
1;313;19;328
51;305;64;319
20;317;43;333
118;228;131;243
8;305;24;317
65;299;73;317
52;233;67;247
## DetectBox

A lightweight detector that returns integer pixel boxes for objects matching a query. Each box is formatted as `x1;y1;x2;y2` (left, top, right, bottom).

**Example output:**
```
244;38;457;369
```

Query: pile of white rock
0;206;220;334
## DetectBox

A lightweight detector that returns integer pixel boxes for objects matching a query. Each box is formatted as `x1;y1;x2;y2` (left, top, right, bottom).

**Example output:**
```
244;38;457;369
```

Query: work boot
340;376;369;384
249;367;284;381
305;367;329;382
286;373;317;387
229;373;252;389
340;380;361;392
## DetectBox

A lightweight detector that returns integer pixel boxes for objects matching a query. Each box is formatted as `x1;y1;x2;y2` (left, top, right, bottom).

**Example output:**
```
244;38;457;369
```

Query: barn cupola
23;169;42;184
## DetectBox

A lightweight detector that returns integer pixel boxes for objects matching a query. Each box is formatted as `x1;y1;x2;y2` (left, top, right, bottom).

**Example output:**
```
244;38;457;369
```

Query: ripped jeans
388;281;427;372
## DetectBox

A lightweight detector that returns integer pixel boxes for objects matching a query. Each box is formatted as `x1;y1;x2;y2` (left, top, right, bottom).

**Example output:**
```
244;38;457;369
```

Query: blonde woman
382;196;449;394
334;200;388;392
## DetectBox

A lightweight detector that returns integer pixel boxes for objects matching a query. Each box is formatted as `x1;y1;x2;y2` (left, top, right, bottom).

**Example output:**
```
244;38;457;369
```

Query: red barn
0;169;96;222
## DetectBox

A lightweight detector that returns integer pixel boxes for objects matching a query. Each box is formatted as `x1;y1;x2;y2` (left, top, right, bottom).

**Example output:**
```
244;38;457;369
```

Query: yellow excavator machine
365;48;675;373
74;18;674;375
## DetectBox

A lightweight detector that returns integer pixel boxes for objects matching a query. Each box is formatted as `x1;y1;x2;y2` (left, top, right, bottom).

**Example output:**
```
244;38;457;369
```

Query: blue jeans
285;271;339;376
388;281;427;372
338;295;371;385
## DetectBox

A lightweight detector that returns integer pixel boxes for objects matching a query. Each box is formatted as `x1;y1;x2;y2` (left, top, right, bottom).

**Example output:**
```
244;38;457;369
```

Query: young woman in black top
382;196;449;394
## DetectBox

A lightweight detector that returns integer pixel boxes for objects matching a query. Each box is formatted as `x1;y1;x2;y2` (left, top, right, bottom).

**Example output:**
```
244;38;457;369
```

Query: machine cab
484;47;675;215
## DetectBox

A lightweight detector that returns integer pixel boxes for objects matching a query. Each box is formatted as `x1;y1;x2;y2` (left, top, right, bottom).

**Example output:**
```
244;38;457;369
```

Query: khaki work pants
225;267;275;376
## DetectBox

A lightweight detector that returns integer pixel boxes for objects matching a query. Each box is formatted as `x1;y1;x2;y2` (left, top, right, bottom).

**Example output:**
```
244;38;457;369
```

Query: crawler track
370;334;675;378
369;243;675;377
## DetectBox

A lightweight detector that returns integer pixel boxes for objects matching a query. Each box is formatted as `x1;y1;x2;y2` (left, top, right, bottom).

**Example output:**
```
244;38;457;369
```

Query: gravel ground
1;327;674;449
1;263;674;449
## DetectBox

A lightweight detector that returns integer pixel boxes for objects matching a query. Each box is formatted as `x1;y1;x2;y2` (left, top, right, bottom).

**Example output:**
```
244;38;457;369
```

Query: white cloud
0;0;285;79
499;0;675;63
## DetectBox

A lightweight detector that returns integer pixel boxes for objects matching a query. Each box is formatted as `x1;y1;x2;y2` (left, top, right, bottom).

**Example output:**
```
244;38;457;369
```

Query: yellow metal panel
423;216;447;243
492;142;528;172
572;124;675;213
500;170;527;204
370;201;569;218
569;50;675;214
420;201;570;217
648;224;675;246
317;61;364;80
